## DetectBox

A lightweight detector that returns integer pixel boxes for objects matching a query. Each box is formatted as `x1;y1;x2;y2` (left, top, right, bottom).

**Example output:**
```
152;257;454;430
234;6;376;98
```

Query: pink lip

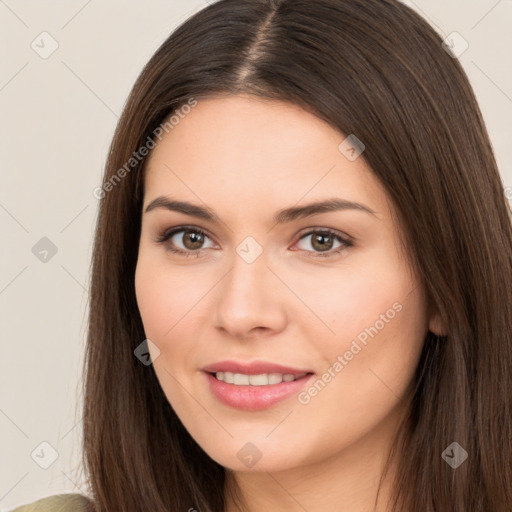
202;360;315;411
202;360;313;375
204;372;315;411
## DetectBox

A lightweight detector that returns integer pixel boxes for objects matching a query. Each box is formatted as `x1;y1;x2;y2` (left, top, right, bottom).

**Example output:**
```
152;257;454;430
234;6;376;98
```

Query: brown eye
310;232;335;252
294;229;353;258
155;226;352;259
155;226;215;257
181;230;206;250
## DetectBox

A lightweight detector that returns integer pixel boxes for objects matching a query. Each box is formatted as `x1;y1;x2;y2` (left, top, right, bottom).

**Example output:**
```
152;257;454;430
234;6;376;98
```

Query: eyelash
154;225;353;259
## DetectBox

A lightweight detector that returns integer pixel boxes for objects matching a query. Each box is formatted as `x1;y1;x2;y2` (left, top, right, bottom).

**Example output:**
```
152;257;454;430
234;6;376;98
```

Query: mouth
203;368;315;411
208;371;311;386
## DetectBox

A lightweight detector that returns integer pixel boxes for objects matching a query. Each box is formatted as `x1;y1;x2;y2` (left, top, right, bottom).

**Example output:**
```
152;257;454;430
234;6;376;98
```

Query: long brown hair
80;0;512;510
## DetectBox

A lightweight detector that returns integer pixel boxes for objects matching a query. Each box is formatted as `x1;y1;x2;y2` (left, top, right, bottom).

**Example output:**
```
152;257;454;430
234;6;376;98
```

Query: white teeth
234;373;250;385
268;373;284;385
214;372;307;385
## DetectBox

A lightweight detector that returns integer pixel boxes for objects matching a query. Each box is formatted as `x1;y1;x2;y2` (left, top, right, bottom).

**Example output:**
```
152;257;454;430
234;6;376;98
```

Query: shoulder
8;493;93;512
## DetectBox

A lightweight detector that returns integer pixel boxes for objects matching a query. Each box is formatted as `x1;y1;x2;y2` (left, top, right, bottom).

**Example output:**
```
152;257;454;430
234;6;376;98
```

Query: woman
12;0;512;510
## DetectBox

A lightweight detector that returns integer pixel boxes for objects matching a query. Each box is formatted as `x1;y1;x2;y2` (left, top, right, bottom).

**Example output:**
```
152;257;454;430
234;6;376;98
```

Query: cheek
135;264;170;339
284;260;408;342
319;241;426;356
134;254;203;341
292;247;427;401
134;258;200;405
304;273;427;415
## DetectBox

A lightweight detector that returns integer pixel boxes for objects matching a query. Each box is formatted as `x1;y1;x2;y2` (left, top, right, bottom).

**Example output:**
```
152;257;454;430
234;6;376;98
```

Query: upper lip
203;360;314;375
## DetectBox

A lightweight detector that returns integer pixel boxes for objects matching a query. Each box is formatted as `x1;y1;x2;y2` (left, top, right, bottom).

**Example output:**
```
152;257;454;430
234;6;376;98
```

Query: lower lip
204;371;315;411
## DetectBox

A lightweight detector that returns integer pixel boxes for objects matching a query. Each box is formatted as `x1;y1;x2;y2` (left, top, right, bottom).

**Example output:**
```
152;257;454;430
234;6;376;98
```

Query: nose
214;249;287;340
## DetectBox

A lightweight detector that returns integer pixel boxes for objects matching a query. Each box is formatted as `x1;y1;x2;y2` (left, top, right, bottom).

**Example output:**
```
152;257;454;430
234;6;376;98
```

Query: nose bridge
214;243;285;337
222;244;272;307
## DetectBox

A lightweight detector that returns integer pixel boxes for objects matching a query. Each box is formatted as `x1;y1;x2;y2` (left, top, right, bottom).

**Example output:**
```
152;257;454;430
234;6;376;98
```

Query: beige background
1;0;511;509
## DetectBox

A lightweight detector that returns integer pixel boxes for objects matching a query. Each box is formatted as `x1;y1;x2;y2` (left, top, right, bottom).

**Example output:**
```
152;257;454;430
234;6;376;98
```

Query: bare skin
134;94;444;512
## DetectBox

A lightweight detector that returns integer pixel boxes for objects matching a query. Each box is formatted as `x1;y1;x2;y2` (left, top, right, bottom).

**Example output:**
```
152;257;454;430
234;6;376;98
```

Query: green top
9;494;92;512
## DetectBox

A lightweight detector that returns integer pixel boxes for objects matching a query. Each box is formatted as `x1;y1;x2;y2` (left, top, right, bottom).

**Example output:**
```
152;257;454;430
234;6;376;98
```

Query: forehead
143;94;388;219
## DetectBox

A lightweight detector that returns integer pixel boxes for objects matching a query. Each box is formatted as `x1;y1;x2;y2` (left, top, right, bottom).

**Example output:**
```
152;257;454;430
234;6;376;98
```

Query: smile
213;371;308;385
204;371;314;411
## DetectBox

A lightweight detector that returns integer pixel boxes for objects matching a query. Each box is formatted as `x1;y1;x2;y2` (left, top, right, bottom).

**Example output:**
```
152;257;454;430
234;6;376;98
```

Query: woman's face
135;93;437;472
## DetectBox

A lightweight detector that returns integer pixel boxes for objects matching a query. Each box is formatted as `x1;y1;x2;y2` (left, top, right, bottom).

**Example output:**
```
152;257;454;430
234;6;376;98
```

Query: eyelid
154;224;217;247
154;224;354;257
295;226;353;243
291;227;353;258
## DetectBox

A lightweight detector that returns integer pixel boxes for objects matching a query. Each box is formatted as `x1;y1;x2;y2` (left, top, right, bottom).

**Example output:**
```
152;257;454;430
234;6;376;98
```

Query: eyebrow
144;196;377;224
